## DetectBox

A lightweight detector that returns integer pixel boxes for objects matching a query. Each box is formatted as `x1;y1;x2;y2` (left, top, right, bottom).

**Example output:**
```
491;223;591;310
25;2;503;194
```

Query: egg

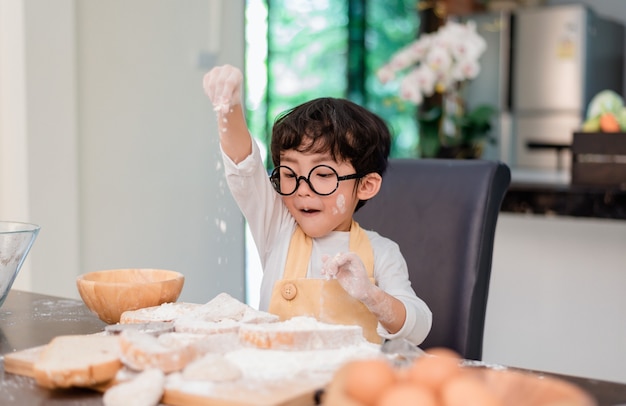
441;375;503;406
343;358;397;406
376;383;438;406
424;347;462;360
406;347;462;393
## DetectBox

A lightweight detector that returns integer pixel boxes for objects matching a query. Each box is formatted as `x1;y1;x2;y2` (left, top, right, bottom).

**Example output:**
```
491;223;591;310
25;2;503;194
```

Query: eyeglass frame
269;164;365;196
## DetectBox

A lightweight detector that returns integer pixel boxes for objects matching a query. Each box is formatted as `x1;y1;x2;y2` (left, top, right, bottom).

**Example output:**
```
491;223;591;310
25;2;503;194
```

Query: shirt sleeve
221;140;290;264
367;230;433;346
221;141;296;311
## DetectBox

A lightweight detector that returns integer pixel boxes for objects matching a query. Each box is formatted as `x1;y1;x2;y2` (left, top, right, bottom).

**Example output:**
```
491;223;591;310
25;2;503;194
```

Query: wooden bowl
76;268;184;324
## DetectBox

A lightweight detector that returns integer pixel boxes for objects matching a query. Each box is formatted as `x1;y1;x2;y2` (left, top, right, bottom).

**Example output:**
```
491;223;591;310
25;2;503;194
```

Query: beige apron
268;221;382;344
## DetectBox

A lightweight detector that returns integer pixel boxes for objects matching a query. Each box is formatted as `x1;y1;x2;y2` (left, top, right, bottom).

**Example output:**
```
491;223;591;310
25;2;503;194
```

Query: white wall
2;0;246;304
22;0;81;299
0;0;33;286
484;213;626;384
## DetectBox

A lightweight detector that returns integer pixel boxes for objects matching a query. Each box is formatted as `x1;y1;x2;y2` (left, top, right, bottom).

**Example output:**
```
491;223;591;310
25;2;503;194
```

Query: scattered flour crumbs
0;367;38;402
3;298;97;325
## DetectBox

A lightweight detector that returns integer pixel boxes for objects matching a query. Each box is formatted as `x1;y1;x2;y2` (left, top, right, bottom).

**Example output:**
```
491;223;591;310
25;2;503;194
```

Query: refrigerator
460;11;514;164
459;5;624;172
513;4;624;171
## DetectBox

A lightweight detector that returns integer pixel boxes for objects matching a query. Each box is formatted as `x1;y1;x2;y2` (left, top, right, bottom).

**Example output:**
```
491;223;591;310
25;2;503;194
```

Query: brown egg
343;358;397;406
441;375;503;406
377;383;438;406
406;347;462;393
424;347;462;360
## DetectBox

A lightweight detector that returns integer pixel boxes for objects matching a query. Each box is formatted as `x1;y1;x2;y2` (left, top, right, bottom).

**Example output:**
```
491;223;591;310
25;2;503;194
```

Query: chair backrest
354;158;511;361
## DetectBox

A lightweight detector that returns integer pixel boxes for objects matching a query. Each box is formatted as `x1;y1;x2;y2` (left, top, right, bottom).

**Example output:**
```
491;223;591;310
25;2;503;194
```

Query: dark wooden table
1;290;106;405
1;289;626;405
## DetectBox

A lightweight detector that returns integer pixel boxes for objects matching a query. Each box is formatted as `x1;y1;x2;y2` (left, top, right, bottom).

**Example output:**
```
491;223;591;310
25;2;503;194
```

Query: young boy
203;65;431;345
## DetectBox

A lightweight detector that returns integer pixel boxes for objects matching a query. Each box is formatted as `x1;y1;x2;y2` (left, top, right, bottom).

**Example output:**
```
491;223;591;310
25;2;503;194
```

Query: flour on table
164;340;381;397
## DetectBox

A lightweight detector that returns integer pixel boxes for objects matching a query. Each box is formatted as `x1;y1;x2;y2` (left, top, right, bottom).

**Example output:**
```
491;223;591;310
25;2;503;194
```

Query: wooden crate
571;132;626;188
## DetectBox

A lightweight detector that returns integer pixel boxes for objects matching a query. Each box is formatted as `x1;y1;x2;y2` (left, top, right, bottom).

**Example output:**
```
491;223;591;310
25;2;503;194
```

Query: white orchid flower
376;19;487;106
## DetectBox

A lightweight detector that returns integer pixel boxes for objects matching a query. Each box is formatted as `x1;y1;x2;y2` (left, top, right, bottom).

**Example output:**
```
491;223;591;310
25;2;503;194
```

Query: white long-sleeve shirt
221;141;432;345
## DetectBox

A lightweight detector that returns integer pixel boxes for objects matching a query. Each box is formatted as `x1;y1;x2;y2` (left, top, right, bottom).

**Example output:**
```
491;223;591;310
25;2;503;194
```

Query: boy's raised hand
202;64;243;115
203;64;251;163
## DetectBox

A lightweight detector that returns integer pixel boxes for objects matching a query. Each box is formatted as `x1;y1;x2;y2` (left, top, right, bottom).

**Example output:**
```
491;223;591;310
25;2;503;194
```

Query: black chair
355;158;511;361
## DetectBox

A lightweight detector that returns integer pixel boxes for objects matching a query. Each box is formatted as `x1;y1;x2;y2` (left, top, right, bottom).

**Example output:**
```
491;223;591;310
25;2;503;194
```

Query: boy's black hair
270;98;391;210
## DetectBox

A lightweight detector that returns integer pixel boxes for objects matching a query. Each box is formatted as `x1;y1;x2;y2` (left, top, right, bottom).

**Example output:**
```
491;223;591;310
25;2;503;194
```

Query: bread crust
239;316;364;351
118;331;197;373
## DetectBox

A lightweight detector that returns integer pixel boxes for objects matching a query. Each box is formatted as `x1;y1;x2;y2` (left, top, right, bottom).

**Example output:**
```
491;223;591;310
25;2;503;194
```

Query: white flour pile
226;341;381;380
164;340;382;397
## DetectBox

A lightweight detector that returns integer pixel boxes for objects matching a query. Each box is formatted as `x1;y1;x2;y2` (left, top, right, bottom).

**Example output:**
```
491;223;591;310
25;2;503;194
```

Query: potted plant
377;20;495;158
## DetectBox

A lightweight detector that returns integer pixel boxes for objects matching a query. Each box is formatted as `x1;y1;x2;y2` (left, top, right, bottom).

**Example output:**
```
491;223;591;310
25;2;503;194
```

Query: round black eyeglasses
269;164;364;196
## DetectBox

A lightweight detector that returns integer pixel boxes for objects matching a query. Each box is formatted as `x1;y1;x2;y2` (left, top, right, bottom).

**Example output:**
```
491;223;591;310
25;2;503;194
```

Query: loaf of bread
33;334;122;389
238;316;365;351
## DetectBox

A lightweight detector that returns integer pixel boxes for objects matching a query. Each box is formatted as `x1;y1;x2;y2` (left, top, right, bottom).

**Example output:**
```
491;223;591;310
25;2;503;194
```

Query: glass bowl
0;221;41;308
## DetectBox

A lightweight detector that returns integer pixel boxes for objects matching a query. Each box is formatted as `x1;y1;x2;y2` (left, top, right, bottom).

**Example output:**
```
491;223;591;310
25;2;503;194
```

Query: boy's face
278;148;360;238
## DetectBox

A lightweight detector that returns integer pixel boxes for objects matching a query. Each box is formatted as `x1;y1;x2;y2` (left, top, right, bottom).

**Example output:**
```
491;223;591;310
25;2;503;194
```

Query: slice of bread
105;321;175;336
103;368;165;406
119;294;278;327
178;292;279;324
165;331;242;354
181;353;242;382
238;316;365;351
118;330;197;373
33;334;122;389
173;318;240;335
120;302;201;324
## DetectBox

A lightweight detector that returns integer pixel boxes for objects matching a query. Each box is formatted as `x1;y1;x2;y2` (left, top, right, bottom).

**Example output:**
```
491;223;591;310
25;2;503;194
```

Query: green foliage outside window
364;0;420;157
245;0;421;164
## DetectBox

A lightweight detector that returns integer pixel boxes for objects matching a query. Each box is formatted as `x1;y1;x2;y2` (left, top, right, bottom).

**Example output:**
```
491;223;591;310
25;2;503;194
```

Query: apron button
281;282;297;300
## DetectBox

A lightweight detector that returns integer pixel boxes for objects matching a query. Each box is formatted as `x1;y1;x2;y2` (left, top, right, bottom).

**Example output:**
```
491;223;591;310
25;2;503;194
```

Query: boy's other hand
321;252;374;301
202;64;243;114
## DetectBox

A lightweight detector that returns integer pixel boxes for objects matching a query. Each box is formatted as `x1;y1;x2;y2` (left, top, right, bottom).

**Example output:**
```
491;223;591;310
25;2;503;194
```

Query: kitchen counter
0;290;106;405
501;168;626;220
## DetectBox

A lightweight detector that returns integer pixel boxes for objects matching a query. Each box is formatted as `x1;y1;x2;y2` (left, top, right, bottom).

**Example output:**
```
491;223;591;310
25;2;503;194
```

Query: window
243;0;421;307
245;0;421;163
